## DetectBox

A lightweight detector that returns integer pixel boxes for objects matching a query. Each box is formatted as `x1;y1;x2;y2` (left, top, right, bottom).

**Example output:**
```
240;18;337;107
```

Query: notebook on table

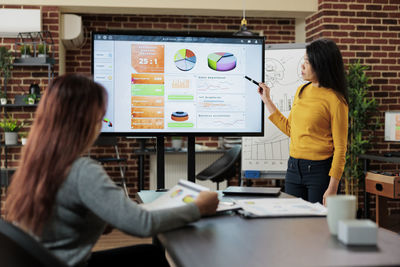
222;186;281;196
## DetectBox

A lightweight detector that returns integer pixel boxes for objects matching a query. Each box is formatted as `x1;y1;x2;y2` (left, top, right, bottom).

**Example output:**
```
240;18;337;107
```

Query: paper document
237;198;327;217
141;179;240;213
141;180;209;211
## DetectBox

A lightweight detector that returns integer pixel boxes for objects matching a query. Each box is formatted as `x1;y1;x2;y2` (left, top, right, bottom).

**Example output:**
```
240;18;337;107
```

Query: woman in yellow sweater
258;38;348;205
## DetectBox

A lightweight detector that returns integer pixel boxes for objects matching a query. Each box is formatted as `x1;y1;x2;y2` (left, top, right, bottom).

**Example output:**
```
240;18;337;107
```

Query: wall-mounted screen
92;31;265;136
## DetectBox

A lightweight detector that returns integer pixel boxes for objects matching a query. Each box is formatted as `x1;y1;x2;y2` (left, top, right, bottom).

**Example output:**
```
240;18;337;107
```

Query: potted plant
20;45;31;58
24;93;37;105
19;132;28;145
0;116;25;145
37;43;49;57
343;61;380;198
0;90;7;105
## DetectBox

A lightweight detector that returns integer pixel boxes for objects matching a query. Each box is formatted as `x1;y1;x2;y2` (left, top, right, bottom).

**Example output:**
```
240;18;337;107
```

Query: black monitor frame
92;30;265;137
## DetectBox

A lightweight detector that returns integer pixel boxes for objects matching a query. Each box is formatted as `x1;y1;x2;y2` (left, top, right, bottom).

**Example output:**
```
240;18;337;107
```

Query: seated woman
5;74;219;267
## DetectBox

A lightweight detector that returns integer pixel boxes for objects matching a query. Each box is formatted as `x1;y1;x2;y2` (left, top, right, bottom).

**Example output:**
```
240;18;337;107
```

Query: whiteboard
242;43;306;175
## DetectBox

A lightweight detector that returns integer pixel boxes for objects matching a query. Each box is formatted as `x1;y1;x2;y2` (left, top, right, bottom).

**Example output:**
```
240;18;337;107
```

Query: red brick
333;4;348;8
372;39;388;45
122;23;138;28
350;18;366;23
333;31;348;37
167;24;182;29
340;25;355;30
382;46;396;51
349;4;365;9
366;32;381;37
383;5;398;10
382;59;397;64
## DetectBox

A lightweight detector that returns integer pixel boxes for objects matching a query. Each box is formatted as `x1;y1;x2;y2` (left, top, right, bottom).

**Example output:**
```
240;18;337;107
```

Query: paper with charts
237;198;327;217
141;180;240;212
242;46;306;172
141;180;209;211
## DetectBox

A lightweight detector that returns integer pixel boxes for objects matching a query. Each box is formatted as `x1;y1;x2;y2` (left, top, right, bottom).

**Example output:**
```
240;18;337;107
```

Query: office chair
0;218;68;267
91;136;129;197
196;145;241;190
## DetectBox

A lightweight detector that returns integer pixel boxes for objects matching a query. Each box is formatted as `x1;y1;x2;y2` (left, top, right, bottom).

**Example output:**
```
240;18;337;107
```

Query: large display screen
92;31;264;136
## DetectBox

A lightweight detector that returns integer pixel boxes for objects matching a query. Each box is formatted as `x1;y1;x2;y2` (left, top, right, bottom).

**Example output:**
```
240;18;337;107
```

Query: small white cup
326;195;356;235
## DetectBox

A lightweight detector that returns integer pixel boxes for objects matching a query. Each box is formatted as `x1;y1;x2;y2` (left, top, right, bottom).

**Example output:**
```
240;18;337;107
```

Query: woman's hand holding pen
258;83;277;114
258;82;271;103
195;191;219;216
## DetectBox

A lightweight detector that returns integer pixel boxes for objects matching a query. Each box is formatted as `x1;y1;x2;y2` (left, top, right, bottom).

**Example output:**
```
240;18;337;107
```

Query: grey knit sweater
39;157;201;266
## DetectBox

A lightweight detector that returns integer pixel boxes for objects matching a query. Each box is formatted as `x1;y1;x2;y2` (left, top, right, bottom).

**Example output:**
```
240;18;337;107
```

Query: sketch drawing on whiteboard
265;56;305;88
242;45;306;174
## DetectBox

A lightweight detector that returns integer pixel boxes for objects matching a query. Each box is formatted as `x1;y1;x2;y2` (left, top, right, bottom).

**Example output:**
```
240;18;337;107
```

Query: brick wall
0;5;60;215
306;0;400;231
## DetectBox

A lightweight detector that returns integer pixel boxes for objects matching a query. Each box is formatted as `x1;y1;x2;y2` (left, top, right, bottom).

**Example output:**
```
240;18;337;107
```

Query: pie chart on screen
174;49;196;71
207;52;237;71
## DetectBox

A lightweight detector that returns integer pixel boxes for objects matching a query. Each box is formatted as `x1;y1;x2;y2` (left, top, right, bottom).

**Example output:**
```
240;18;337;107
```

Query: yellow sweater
269;83;348;180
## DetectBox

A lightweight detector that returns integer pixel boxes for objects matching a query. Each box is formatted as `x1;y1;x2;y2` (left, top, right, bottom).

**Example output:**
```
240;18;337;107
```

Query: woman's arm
323;101;349;205
258;82;292;137
76;159;217;237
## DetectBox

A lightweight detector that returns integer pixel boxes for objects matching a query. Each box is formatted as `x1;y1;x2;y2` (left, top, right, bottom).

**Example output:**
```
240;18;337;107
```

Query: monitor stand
156;136;196;189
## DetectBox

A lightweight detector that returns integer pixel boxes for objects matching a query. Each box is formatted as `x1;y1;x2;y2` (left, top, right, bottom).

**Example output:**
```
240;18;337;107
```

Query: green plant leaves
0;117;24;132
344;60;380;195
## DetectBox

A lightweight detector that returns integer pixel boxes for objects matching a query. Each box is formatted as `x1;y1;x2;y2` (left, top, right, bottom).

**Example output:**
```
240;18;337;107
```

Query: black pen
244;75;259;86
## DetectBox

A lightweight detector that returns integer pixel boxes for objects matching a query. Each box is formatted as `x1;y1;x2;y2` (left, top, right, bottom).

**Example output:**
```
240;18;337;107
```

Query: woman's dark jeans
285;156;333;204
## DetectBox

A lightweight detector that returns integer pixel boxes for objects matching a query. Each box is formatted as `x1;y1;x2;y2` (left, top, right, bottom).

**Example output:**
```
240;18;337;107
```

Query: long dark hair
301;38;348;104
6;74;107;234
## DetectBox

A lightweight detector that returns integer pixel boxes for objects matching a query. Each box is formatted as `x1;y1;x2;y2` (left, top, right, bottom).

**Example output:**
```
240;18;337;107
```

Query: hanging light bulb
233;0;256;36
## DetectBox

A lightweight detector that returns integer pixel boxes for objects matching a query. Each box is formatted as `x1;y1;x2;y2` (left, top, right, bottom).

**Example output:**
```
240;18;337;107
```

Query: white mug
326;195;356;235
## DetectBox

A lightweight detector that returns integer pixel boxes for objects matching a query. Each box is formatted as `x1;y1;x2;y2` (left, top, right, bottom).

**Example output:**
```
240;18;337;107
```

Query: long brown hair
6;74;107;234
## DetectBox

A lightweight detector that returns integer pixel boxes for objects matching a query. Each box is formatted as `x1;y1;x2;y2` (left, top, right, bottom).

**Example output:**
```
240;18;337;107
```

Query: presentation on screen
93;33;264;134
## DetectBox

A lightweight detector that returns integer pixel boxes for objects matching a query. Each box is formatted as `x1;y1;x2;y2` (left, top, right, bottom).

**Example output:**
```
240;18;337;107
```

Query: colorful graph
207;52;236;71
170;189;183;198
171;111;189;121
103;118;113;127
174;49;196;71
172;79;190;88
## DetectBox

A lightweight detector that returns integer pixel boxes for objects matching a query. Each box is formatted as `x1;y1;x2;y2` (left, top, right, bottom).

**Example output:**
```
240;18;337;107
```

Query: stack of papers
237;198;327;218
141;180;327;217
